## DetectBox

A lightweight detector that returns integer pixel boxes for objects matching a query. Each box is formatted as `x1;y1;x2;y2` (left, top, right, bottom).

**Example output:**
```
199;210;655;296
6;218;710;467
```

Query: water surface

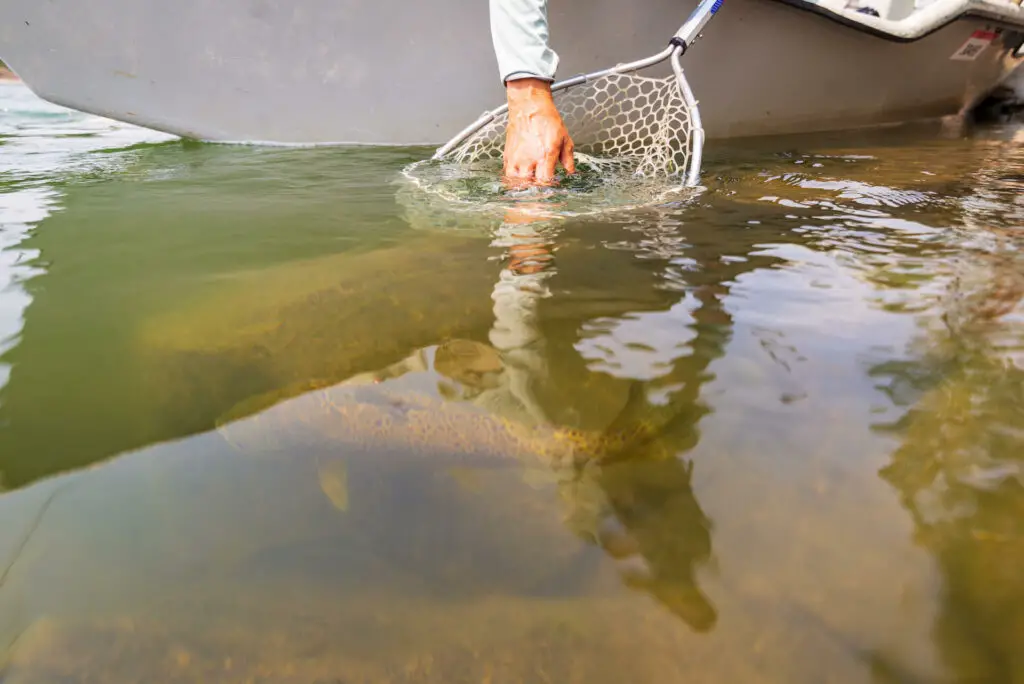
1;81;1023;683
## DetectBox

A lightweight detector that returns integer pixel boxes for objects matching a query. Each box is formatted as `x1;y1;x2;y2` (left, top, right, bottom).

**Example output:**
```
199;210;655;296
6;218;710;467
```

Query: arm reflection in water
491;203;720;634
345;201;727;633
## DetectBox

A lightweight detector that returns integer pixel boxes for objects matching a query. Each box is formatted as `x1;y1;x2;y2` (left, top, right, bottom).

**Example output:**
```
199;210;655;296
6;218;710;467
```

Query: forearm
489;0;559;83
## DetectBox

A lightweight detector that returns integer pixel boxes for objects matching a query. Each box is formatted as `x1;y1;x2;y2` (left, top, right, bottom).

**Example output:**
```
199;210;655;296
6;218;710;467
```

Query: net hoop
433;47;704;189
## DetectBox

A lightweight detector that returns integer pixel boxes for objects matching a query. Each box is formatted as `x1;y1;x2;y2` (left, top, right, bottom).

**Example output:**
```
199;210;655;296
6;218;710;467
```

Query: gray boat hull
1;0;1022;144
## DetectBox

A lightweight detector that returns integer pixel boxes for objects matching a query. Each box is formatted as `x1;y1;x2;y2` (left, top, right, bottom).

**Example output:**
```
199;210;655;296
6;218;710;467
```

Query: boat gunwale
768;0;1024;43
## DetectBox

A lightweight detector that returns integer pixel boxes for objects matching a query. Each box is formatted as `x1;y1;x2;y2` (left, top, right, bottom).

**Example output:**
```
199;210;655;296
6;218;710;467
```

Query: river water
0;80;1022;683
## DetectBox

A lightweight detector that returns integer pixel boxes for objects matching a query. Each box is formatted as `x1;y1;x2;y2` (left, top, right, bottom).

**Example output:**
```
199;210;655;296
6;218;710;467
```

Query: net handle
673;48;705;187
432;0;724;162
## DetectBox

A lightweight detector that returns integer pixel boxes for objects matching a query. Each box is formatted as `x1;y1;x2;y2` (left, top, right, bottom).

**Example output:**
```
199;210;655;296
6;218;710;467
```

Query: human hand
503;78;575;186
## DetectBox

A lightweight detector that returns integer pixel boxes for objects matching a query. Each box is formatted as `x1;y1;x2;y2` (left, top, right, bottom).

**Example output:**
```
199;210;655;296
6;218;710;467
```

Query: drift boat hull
0;0;1022;144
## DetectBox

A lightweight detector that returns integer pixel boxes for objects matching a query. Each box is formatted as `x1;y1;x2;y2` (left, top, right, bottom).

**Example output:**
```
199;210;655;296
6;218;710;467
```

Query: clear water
1;80;1023;683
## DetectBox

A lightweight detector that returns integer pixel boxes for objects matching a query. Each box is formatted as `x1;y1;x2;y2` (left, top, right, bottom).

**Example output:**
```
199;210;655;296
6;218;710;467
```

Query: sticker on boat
950;30;998;61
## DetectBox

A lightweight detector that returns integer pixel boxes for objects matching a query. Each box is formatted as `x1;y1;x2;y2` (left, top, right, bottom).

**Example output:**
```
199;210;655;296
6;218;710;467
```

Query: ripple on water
397;155;703;236
1;82;1024;683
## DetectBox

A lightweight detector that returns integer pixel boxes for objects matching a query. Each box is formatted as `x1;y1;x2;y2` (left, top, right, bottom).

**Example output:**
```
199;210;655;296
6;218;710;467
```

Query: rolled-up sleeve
489;0;560;83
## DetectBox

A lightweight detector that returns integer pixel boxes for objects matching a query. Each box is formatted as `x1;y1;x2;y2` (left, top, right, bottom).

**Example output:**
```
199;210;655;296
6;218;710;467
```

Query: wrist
506;78;555;112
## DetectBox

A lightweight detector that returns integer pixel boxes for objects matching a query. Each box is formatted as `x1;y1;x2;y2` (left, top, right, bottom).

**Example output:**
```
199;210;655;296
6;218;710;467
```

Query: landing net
440;71;698;181
400;0;721;229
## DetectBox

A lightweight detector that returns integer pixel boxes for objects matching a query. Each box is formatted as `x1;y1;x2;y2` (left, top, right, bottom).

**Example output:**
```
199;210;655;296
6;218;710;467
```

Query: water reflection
2;97;1024;681
867;143;1024;683
0;187;52;398
0;84;169;401
221;197;729;635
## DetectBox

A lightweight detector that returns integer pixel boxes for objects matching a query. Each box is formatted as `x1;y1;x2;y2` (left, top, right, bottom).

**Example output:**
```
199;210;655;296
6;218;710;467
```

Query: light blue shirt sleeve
489;0;560;84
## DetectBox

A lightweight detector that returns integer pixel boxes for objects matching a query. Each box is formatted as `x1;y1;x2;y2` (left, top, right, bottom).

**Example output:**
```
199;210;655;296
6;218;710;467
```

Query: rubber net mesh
440;72;694;178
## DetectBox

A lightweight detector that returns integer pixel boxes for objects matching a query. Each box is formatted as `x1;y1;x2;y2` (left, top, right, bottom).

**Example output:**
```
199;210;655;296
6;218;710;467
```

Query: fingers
503;160;538;190
502;135;573;187
535;148;559;185
561;137;576;175
508;137;574;186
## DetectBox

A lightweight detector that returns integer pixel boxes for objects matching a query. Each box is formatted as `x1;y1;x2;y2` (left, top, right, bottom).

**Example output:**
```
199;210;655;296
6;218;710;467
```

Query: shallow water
1;80;1023;683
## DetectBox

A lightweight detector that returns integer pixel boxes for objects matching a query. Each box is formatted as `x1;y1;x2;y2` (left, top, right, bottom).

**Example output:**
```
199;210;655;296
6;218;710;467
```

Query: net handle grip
671;0;724;51
555;0;725;90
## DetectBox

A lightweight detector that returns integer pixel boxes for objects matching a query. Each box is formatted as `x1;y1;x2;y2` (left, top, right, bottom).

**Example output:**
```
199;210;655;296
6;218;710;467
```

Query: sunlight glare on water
0;80;1023;683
